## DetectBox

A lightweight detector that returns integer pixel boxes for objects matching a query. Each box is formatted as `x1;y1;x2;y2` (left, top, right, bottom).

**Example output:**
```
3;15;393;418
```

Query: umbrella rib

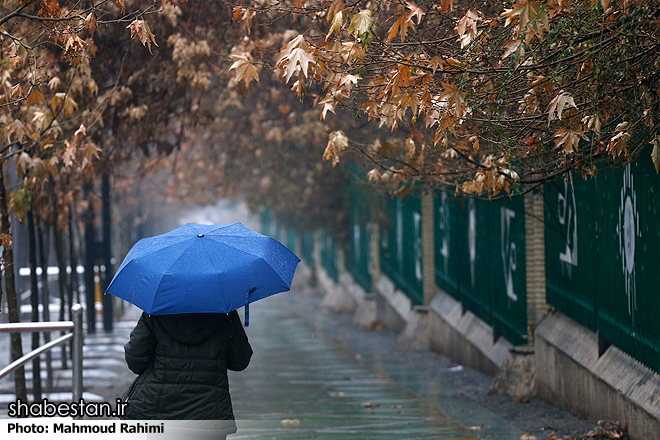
199;237;229;313
131;236;195;262
204;236;279;260
146;238;199;314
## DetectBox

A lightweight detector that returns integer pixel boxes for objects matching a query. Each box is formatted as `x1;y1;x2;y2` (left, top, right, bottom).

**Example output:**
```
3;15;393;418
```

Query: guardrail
0;303;84;401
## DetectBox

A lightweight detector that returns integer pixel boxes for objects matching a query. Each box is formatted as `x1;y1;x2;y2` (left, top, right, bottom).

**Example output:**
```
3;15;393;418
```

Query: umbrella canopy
106;222;300;317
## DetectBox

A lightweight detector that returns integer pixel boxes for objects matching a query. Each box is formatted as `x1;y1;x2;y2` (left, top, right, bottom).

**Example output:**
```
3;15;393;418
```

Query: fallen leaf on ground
516;395;531;403
280;419;300;426
361;401;380;408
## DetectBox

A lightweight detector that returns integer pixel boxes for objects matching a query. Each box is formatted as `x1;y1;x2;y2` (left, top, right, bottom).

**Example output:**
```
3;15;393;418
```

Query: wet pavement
2;290;531;439
229;296;481;439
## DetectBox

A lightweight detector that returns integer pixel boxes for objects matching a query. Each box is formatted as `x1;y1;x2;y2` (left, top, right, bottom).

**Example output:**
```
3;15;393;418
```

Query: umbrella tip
197;233;204;238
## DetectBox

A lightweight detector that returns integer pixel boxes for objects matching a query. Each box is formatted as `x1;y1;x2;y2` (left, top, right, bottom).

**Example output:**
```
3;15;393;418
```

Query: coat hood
154;313;228;345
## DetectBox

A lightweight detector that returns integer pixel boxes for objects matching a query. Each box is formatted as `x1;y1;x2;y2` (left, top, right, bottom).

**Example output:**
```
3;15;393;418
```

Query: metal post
72;303;83;406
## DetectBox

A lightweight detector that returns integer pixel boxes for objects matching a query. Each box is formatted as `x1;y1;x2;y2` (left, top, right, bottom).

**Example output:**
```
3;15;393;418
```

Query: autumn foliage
229;0;660;197
0;0;196;401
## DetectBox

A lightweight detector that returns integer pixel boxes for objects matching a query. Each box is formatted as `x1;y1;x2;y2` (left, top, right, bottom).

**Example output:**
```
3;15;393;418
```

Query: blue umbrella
105;222;300;325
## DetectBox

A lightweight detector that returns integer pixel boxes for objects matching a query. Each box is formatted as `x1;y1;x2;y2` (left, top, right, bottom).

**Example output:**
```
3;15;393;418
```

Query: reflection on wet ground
229;295;478;439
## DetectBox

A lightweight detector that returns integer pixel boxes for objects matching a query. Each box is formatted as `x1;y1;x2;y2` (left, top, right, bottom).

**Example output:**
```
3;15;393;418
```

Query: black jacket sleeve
226;310;253;371
124;312;156;375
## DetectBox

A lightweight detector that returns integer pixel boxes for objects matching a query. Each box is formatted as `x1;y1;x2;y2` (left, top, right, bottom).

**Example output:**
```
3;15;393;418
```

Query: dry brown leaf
439;0;454;13
229;53;259;88
85;12;98;32
651;134;660;173
114;0;125;14
10;84;23;101
127;19;158;53
323;130;348;166
387;13;414;43
283;48;315;82
232;6;256;34
406;1;425;24
327;0;344;23
553;127;587;154
347;9;373;38
547;91;577;126
439;82;466;118
326;10;343;39
516;394;531;403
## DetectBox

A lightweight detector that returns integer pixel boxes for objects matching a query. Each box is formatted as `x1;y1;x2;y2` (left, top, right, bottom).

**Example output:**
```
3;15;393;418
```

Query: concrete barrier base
535;310;660;440
427;290;512;376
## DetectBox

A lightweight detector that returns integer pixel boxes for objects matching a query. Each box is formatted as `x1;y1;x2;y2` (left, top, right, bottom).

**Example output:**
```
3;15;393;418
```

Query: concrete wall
535;311;660;440
427;290;512;377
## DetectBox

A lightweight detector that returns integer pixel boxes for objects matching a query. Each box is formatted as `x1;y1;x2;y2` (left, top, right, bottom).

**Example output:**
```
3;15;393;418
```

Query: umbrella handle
244;287;256;327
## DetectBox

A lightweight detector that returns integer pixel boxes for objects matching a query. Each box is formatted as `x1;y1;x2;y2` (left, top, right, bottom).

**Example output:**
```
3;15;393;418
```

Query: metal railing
0;303;84;401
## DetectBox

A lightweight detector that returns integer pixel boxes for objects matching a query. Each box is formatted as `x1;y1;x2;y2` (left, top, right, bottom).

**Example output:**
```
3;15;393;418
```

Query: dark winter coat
121;310;252;432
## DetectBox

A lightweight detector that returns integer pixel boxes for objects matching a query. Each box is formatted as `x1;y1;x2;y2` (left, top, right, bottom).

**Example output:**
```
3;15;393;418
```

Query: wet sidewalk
225;291;536;440
85;292;520;439
230;296;477;439
2;288;588;439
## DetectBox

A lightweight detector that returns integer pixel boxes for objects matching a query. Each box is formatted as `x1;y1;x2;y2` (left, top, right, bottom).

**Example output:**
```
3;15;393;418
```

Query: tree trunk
0;165;27;401
26;208;42;400
83;182;96;333
38;224;53;392
101;174;113;331
53;223;70;364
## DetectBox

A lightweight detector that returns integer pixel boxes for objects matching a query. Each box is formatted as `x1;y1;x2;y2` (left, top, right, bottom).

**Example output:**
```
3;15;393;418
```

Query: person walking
106;223;299;438
120;309;252;439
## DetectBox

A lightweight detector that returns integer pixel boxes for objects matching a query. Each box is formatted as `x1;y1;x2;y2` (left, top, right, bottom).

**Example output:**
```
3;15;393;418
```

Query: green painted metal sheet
544;174;599;331
346;177;373;292
545;158;660;373
435;193;527;345
380;195;424;306
319;229;339;283
300;229;315;264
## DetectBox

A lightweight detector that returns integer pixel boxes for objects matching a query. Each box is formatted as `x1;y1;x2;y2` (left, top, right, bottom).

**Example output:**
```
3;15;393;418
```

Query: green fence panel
300;229;315;264
319;229;339;283
348;219;373;292
597;162;660;371
260;209;273;237
286;227;297;256
545;173;599;331
545;160;660;373
380;195;424;306
272;222;282;243
434;192;466;300
346;177;373;292
491;197;528;345
435;193;527;345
